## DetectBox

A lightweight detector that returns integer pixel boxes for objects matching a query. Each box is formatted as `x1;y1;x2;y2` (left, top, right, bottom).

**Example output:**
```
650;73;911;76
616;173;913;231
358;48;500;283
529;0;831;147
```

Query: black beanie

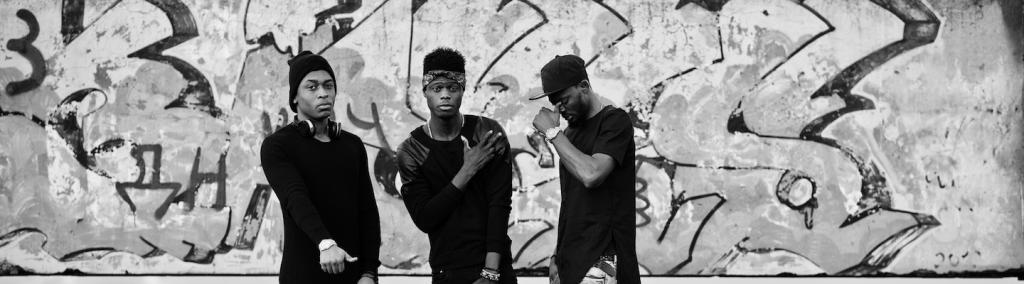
288;50;336;113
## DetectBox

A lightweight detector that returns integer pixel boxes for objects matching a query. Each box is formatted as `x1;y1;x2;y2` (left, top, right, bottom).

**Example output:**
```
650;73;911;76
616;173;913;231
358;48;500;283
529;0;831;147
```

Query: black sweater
260;124;381;283
396;115;514;273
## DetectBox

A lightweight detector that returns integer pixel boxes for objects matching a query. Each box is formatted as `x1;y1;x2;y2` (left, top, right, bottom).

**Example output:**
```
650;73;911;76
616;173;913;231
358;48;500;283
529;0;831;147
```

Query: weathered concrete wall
0;0;1021;275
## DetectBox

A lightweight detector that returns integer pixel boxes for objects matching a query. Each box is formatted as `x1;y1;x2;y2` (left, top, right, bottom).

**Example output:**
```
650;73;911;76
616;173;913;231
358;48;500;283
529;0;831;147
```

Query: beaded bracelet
480;268;500;281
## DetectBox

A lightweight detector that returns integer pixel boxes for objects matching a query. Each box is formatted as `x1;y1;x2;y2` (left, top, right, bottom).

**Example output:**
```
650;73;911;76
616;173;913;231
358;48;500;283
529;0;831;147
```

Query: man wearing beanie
260;50;381;284
529;54;640;284
397;47;517;284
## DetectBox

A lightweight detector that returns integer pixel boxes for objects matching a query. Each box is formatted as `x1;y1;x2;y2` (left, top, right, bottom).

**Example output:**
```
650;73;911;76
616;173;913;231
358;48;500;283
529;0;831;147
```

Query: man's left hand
532;107;560;132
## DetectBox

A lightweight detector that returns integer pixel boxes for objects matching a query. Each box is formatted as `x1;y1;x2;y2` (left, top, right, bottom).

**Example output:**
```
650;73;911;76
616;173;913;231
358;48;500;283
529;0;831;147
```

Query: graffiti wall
0;0;1021;276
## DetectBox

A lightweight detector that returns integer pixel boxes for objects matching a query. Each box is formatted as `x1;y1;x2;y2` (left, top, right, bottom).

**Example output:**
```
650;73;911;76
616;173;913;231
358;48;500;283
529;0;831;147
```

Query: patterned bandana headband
422;70;466;89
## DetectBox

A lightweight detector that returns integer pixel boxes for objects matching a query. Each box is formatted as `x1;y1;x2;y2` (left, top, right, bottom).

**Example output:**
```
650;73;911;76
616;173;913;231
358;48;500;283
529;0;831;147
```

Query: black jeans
431;265;517;284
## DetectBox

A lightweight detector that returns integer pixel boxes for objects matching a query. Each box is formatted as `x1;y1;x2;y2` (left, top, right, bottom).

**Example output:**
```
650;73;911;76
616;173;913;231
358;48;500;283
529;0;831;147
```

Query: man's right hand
464;130;505;173
320;245;358;274
453;130;505;189
549;255;559;284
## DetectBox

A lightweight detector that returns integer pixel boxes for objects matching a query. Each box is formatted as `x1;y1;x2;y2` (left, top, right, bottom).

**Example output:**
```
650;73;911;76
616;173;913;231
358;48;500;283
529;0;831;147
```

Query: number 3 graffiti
5;9;45;96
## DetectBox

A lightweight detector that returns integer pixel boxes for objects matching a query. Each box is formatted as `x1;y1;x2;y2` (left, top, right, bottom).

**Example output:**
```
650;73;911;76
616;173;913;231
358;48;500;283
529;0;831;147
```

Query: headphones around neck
292;119;344;139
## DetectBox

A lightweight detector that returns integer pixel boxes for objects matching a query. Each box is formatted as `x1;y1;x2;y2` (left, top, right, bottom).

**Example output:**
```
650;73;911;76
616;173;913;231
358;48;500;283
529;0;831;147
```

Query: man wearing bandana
397;47;517;284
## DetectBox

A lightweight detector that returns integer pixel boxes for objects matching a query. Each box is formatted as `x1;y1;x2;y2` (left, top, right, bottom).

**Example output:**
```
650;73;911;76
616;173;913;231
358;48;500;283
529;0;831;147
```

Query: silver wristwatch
543;127;561;142
318;239;337;252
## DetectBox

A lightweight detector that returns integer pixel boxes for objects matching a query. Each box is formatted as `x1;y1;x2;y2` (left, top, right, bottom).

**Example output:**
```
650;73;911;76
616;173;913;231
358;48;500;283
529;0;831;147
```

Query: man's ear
578;79;591;93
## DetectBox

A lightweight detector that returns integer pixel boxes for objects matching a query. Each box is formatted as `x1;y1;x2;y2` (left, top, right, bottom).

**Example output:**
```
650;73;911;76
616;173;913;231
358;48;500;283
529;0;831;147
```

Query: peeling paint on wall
0;0;1021;276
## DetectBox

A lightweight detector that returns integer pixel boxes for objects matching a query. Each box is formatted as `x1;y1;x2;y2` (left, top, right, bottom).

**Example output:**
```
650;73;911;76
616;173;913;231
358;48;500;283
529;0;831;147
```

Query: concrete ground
0;276;1014;284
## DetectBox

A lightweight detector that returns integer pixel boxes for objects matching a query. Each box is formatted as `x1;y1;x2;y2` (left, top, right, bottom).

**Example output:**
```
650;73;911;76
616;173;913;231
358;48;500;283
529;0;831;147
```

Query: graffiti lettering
0;0;1017;276
5;10;45;96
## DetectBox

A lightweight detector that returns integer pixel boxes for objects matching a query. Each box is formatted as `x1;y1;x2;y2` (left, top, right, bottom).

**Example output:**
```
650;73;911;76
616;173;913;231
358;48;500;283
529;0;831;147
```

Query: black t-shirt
555;106;640;284
396;115;516;281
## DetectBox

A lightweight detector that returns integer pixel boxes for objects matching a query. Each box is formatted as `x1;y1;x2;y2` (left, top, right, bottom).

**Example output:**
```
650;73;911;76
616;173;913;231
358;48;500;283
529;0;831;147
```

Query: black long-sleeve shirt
396;115;515;274
260;124;381;283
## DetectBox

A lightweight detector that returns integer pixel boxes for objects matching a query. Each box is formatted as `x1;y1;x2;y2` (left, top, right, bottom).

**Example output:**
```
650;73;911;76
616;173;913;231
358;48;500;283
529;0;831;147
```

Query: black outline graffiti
775;170;819;229
635;156;728;274
635;0;834;132
127;0;221;118
308;0;363;49
50;0;225;183
623;0;735;131
348;102;403;198
113;144;183;218
139;236;167;258
0;228;43;249
313;0;391;55
525;131;555;168
59;0;124;44
60;0;86;43
581;0;633;68
629;67;696;130
634;171;653;228
0;0;964;276
677;0;730;12
234;184;272;250
472;0;549;90
837;209;940;275
60;0;221;118
174;147;229;212
703;239;825;274
406;0;421;120
800;0;940;220
835;209;937;272
5;10;46;96
59;247;116;262
0;107;45;127
757;1;835;79
718;0;941;274
109;143;238;262
181;240;215;264
49;88;127;179
381;255;423;270
758;1;835;80
725;0;940;231
611;0;944;274
0;8;45;142
113;145;230;220
508;219;554;266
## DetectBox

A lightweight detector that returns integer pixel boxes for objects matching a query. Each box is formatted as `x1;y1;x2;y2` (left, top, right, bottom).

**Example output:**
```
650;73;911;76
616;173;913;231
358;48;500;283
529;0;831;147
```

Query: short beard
567;117;583;127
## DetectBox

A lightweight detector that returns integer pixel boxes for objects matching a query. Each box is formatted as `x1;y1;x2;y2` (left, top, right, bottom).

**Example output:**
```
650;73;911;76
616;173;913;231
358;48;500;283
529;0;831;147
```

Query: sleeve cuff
444;182;466;195
485;241;508;256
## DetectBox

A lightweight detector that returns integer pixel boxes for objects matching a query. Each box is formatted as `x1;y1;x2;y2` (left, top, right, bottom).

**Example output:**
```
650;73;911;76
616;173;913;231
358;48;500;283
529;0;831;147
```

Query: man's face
547;82;587;126
294;70;336;120
423;78;464;119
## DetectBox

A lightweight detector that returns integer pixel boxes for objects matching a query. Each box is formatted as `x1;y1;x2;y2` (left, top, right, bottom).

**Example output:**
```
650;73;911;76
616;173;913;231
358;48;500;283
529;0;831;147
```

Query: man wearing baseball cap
530;55;640;284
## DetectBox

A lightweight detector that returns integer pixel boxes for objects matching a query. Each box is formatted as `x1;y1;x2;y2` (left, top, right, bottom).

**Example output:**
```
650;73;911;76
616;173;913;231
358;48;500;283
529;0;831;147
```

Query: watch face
319;240;335;250
546;128;560;138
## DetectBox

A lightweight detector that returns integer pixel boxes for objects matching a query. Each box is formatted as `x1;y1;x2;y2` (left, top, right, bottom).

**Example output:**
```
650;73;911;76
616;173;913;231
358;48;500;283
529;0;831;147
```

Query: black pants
431;265;517;284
